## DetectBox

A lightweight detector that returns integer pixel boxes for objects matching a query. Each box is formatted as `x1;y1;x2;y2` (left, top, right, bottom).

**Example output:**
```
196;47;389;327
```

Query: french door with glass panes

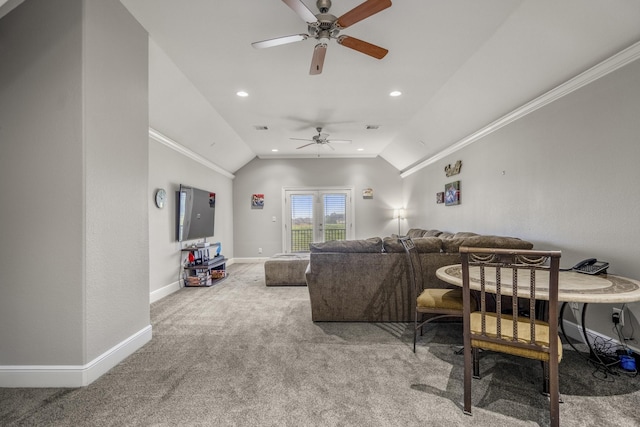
284;188;353;252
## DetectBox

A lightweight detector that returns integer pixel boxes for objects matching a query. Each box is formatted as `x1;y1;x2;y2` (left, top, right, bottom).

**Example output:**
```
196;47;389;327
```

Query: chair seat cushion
470;312;562;362
417;288;465;311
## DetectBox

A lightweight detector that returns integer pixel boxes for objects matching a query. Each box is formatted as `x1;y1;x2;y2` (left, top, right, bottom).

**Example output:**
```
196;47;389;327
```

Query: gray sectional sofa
305;228;533;322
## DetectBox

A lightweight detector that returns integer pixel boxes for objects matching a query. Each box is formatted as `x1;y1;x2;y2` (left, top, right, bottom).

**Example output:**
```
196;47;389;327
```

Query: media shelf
181;248;227;287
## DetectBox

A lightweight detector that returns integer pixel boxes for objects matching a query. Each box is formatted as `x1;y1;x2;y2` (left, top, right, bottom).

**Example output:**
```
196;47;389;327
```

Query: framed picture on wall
444;181;460;206
251;194;264;209
436;192;444;204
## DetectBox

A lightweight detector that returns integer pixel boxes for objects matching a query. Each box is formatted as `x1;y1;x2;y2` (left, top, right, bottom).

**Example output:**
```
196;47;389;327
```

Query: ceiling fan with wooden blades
291;127;352;150
252;0;392;75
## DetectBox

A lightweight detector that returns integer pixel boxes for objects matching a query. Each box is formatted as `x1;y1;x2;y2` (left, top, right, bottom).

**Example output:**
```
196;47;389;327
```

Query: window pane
323;193;346;242
290;195;313;252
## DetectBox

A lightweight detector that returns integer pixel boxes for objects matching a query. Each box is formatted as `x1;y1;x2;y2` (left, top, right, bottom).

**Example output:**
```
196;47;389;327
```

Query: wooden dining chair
399;237;467;353
459;246;562;427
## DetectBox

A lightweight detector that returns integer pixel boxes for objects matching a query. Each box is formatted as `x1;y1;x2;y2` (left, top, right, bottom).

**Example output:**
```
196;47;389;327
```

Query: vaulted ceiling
5;1;640;174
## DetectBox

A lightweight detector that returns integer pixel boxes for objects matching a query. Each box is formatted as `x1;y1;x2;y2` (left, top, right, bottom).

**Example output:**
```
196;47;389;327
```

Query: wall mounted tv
176;184;216;242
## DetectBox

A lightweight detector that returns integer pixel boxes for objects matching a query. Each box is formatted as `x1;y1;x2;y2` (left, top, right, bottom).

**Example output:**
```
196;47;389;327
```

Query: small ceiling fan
291;127;352;150
252;0;392;75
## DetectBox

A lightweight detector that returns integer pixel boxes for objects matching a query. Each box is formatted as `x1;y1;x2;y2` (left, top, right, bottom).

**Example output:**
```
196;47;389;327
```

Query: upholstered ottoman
264;253;310;286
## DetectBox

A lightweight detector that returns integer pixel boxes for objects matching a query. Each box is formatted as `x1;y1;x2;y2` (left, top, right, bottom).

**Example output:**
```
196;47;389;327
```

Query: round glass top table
436;264;640;304
436;264;640;369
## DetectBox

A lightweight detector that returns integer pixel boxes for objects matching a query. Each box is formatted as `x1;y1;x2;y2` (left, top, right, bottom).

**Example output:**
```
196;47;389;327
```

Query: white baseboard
0;325;152;388
150;280;181;303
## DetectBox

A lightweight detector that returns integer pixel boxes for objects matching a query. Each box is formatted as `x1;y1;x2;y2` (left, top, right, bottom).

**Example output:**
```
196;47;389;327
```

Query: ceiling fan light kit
252;0;392;75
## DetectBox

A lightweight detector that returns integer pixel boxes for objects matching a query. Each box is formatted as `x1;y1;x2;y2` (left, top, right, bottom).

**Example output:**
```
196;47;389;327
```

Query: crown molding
401;39;640;178
149;128;235;179
257;153;378;160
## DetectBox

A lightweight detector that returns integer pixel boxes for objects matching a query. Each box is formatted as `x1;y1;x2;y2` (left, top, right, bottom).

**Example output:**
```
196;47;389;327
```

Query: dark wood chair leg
472;347;480;379
413;311;418;353
549;358;560;427
463;343;472;415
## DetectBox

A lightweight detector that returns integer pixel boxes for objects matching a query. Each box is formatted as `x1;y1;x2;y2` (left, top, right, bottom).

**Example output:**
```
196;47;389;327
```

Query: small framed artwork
436;192;444;204
362;188;373;199
251;193;264;209
444;181;460;206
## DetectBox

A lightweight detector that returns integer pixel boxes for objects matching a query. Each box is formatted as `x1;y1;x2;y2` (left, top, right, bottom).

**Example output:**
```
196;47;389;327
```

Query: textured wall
0;0;85;365
83;0;150;363
233;157;403;258
403;57;640;344
148;139;234;296
0;0;150;369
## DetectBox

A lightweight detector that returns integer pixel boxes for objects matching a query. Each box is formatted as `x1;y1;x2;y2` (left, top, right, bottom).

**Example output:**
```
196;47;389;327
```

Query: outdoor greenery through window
290;193;347;252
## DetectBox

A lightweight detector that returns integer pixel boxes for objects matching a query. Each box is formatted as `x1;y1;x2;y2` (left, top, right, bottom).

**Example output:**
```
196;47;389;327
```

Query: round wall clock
155;188;167;208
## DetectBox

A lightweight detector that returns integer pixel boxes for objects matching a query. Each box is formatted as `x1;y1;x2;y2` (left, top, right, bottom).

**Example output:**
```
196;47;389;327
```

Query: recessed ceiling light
357;148;364;151
389;91;402;97
271;149;279;152
366;125;379;130
253;125;268;130
237;91;249;97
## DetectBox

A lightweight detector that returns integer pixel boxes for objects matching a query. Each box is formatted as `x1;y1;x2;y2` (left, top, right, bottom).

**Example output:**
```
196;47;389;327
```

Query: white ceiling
91;2;640;172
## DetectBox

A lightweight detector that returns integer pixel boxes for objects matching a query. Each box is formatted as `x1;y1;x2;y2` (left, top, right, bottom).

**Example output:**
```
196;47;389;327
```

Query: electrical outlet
613;307;624;326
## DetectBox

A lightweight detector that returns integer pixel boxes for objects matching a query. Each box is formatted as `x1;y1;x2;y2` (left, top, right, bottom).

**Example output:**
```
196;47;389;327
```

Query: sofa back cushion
309;237;383;253
383;236;443;253
442;235;534;253
406;228;427;238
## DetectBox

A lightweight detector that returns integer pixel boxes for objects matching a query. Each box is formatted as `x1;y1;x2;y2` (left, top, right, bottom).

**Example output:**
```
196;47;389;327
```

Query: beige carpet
1;262;639;426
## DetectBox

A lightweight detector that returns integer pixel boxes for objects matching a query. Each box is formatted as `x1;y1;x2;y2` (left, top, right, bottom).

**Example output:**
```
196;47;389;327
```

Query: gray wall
0;0;149;368
403;57;640;346
148;139;234;298
233;157;403;257
83;0;150;364
0;0;84;365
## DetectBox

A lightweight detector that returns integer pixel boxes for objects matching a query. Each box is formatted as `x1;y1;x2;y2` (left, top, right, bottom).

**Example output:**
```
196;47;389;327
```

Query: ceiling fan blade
336;0;392;29
309;42;327;75
327;139;352;144
296;142;317;149
252;34;308;49
337;35;388;59
290;138;313;141
282;0;318;23
324;143;336;151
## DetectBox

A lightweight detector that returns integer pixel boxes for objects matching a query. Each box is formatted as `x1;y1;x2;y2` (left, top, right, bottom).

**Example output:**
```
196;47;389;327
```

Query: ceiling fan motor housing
308;13;339;39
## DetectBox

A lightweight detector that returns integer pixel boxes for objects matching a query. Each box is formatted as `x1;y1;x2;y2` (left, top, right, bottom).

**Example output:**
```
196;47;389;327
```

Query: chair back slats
512;266;519;341
479;265;487;336
399;237;421;300
460;246;562;427
494;265;501;338
464;250;560;349
529;268;536;342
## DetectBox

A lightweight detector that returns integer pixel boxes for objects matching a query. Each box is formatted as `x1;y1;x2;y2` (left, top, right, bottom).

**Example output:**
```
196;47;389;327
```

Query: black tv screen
176;185;216;241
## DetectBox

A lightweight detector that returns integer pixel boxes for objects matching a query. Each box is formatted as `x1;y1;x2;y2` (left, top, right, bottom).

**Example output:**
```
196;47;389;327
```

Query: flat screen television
176;184;216;241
